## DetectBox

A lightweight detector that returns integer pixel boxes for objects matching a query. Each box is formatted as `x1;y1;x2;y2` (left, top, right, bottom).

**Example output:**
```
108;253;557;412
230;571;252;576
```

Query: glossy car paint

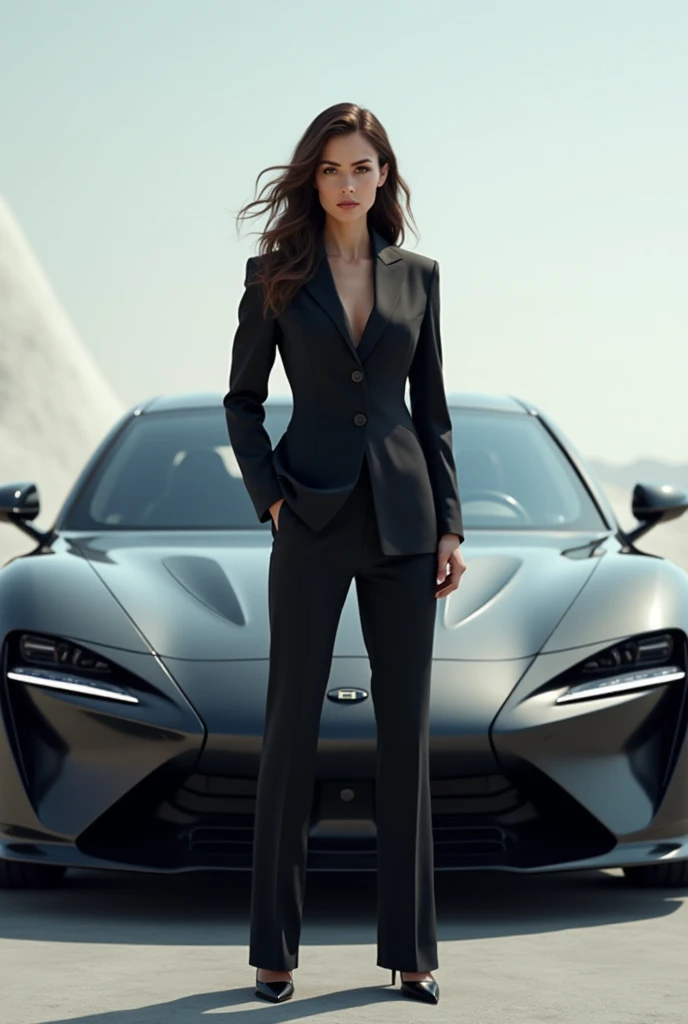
1;392;687;876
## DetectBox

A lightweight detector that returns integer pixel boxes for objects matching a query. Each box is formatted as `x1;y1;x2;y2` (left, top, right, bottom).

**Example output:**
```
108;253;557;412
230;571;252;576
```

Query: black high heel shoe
391;969;440;1004
255;969;294;1003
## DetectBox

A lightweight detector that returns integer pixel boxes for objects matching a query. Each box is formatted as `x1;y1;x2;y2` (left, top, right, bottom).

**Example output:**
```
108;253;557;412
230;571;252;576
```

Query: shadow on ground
1;868;685;1022
1;864;684;945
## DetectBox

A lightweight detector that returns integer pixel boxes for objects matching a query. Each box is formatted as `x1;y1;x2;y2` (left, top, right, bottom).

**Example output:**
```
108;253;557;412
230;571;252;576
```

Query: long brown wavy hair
233;102;419;318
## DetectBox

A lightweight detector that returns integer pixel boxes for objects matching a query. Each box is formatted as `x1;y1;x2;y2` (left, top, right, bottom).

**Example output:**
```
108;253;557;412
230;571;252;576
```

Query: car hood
73;530;608;661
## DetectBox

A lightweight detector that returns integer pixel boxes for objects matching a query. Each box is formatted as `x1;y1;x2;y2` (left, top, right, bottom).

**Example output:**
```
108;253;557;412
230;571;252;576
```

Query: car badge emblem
326;688;369;704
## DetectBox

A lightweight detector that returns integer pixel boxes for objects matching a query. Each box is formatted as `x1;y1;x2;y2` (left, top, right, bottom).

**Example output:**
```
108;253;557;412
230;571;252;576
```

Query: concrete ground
1;866;687;1023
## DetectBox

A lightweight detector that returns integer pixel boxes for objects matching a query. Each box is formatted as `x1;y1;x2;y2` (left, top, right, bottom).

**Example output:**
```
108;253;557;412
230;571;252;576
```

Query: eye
322;166;372;175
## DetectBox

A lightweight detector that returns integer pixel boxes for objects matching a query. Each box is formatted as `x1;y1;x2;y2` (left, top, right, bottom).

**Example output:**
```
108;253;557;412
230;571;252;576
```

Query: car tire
622;861;688;888
0;859;67;889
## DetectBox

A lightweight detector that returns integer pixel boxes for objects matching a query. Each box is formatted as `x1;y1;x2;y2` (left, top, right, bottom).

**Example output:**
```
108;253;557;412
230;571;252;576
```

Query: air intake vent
188;822;254;854
433;821;507;859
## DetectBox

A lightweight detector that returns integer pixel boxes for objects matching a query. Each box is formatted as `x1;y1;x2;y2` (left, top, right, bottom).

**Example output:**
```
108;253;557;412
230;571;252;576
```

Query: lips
337;202;359;207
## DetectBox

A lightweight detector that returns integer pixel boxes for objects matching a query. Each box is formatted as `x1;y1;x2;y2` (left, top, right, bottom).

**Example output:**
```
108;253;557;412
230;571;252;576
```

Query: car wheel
0;859;67;889
622;861;688;888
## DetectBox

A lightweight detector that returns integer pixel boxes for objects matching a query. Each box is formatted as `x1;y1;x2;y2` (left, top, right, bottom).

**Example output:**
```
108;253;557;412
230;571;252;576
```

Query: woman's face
313;131;389;225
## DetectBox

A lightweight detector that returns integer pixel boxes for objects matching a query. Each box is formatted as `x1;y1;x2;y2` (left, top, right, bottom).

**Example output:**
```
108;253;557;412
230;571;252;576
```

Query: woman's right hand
269;497;285;531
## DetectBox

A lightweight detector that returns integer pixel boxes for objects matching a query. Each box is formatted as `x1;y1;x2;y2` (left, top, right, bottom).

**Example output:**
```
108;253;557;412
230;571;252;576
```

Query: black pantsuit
223;222;464;974
249;455;439;972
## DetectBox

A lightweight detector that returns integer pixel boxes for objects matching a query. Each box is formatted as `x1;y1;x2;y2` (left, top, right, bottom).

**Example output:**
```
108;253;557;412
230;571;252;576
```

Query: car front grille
77;765;615;872
160;771;532;870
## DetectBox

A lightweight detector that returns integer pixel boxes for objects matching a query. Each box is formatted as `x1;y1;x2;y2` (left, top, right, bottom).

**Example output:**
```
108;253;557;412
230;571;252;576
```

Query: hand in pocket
270;498;285;532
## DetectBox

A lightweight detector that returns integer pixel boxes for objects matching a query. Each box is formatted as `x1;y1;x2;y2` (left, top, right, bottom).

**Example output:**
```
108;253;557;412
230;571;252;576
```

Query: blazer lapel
303;224;405;363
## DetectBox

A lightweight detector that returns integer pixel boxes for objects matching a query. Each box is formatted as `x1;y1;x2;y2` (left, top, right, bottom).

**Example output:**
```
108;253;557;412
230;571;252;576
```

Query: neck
321;218;372;261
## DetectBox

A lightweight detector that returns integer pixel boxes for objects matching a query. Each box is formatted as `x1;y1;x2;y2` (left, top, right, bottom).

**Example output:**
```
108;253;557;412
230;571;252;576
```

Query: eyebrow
317;158;373;167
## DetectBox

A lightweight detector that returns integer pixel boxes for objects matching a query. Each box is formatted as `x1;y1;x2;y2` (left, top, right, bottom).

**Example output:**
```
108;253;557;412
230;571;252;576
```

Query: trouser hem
376;956;439;971
249;956;299;971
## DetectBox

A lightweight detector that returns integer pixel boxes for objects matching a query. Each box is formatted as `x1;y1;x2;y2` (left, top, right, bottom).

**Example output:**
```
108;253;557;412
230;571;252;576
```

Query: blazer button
353;413;367;426
351;369;364;382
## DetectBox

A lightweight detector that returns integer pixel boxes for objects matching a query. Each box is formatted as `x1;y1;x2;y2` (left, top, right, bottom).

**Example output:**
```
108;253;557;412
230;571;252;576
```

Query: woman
223;102;467;1006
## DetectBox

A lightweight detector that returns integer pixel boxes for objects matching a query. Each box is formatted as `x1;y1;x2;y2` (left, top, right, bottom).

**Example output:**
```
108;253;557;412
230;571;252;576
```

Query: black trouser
248;456;439;972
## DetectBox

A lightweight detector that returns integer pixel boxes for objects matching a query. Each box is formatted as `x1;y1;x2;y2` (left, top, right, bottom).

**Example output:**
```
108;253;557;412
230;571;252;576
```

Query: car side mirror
0;481;51;545
626;482;688;543
0;482;40;523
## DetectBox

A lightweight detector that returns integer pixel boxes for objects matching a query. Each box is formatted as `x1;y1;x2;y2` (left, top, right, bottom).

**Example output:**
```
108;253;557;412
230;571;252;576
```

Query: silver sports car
1;391;688;889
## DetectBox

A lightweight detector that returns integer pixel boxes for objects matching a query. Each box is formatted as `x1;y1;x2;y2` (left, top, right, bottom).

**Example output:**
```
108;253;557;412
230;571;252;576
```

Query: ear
378;162;389;187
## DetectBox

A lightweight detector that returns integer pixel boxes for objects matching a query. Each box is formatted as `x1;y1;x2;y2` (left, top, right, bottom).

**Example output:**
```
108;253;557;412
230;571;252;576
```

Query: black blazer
222;225;464;556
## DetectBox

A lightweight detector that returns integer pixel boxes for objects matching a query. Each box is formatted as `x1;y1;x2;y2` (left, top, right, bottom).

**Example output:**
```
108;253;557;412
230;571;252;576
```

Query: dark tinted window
64;406;606;532
455;409;605;531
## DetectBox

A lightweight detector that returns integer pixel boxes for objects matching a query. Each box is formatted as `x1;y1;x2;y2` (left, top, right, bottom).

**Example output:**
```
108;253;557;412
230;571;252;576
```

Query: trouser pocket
271;500;293;537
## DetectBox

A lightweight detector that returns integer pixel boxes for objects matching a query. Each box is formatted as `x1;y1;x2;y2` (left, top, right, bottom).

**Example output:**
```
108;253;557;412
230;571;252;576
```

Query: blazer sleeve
408;260;465;544
222;256;284;524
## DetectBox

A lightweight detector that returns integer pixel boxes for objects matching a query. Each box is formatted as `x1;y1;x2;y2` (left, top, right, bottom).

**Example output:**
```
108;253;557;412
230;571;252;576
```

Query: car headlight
555;631;686;704
18;633;112;674
5;632;139;705
578;633;675;673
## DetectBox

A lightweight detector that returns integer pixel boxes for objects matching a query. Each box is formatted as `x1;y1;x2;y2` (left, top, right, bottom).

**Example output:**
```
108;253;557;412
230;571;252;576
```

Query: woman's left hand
435;534;466;599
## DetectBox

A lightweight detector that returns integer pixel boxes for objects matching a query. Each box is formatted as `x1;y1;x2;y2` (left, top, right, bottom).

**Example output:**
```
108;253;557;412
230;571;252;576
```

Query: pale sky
1;0;686;463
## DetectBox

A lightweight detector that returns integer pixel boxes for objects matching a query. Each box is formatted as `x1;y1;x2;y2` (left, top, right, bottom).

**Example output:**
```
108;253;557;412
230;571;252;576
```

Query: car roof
136;391;530;415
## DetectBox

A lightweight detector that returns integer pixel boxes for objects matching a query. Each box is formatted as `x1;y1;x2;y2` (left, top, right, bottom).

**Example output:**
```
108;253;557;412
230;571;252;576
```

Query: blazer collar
304;224;405;363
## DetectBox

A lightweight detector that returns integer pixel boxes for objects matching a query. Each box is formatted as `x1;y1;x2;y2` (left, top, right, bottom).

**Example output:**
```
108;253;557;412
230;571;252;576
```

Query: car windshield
63;406;607;533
